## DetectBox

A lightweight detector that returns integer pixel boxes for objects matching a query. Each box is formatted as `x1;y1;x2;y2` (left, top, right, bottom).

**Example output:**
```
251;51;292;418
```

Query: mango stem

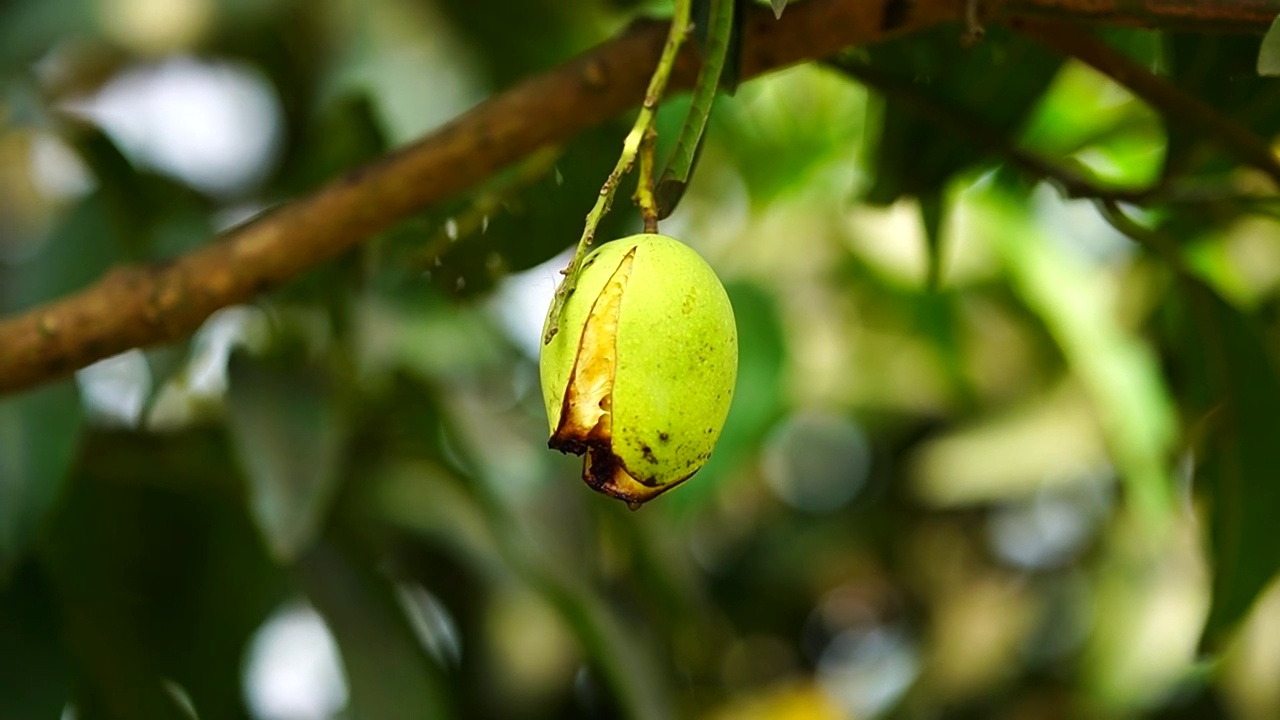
543;0;692;345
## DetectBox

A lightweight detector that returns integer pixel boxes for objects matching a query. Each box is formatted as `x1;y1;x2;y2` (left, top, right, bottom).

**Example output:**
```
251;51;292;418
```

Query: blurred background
3;0;1280;718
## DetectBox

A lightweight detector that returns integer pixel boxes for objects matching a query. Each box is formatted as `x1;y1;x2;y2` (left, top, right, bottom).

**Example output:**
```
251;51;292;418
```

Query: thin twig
635;126;660;232
1092;198;1185;266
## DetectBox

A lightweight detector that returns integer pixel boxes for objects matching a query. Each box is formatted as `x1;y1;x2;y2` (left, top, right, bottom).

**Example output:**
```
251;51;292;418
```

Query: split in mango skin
540;234;738;509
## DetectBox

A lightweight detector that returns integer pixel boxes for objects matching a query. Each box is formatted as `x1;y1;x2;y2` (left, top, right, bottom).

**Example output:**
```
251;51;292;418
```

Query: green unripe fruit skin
540;234;738;508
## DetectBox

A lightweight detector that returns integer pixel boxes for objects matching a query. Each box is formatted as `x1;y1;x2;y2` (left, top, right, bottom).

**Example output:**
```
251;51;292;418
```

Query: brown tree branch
0;0;1277;396
993;0;1279;31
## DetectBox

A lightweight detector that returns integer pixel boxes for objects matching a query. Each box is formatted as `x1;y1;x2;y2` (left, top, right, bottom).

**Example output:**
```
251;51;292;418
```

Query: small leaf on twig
226;351;346;563
656;0;734;219
1257;14;1280;75
919;192;946;290
0;382;83;578
1177;282;1280;648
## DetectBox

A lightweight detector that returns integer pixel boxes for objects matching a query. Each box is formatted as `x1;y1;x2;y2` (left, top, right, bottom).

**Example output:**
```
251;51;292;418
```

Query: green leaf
67;126;213;262
39;453;292;718
982;190;1176;525
706;64;867;202
769;0;787;19
1259;15;1280;76
1177;282;1280;647
7;130;210;316
368;460;676;719
919;192;945;290
656;0;734;219
0;0;95;68
853;25;1062;205
716;0;747;94
43;453;289;720
0;381;83;578
11;194;122;311
226;351;347;563
433;0;582;86
0;565;69;716
277;93;389;195
1164;33;1280;180
297;535;454;719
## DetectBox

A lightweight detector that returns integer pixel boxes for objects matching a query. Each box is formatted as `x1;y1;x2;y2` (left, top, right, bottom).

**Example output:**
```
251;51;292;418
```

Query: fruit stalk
542;0;693;346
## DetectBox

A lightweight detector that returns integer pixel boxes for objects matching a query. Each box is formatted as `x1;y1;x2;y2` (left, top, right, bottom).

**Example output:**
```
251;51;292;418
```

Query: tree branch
994;0;1279;31
0;0;1277;396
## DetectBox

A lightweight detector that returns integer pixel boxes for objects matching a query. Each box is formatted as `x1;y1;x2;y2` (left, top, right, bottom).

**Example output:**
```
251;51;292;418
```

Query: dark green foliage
1163;33;1280;181
1175;282;1280;648
859;24;1063;205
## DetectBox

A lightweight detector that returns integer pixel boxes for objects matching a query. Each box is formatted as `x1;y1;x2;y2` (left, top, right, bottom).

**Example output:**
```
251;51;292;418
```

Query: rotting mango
540;233;738;509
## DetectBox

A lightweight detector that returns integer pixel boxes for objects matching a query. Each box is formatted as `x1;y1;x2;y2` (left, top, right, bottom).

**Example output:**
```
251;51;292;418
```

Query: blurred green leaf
427;404;676;720
857;25;1062;204
435;0;581;87
0;565;69;717
297;535;454;719
50;429;290;719
0;0;95;68
277;93;389;196
226;351;347;563
0;381;83;578
920;192;945;290
207;1;328;177
11;194;121;310
983;189;1176;524
66;126;213;261
1017;61;1165;188
7;129;211;318
709;64;867;202
1178;282;1280;647
657;0;734;218
42;479;248;720
1259;16;1280;76
1164;33;1280;180
1099;26;1163;69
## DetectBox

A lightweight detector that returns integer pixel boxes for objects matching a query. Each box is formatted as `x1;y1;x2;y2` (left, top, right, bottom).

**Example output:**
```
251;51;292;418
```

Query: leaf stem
656;0;735;219
635;126;660;232
543;0;692;345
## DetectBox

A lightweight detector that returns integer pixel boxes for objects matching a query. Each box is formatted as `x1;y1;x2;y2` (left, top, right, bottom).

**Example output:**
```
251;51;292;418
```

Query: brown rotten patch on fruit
547;248;672;509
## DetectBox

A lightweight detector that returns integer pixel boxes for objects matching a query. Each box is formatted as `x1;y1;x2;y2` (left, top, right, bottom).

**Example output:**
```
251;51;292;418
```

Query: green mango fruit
540;233;738;508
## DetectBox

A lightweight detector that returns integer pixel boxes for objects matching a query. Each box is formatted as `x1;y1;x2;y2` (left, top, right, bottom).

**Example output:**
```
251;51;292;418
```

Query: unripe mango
541;234;738;508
